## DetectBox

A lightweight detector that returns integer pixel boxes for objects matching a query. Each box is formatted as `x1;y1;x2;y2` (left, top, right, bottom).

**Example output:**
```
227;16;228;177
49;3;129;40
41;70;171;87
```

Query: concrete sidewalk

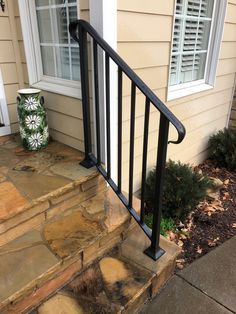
142;236;236;314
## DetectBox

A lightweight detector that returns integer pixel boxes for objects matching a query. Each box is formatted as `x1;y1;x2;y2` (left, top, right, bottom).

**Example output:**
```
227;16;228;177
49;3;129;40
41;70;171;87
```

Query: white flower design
24;97;39;111
28;133;43;149
19;126;26;138
25;115;41;130
42;125;49;140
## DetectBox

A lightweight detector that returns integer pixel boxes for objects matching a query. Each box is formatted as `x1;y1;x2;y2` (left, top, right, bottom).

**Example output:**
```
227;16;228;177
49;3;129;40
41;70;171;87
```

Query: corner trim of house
0;69;10;136
0;126;11;136
89;0;118;182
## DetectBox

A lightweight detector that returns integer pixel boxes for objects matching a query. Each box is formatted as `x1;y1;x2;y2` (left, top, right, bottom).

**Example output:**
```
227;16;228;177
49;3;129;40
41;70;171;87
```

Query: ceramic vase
17;88;49;151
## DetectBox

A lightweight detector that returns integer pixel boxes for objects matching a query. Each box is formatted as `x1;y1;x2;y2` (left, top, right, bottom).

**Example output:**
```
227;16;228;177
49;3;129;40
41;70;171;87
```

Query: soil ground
173;160;236;269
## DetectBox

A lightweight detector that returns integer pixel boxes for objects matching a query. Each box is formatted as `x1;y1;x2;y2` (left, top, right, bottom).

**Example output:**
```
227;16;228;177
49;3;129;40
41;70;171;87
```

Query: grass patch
145;214;177;237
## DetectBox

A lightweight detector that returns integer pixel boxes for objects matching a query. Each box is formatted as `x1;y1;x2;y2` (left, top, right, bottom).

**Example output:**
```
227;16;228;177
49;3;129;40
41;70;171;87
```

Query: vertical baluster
140;98;150;224
78;23;93;168
117;68;123;193
105;53;111;178
144;114;169;260
93;39;101;165
128;82;136;207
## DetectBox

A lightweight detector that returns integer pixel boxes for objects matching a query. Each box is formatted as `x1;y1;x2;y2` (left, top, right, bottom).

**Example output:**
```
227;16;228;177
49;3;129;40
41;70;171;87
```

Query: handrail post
144;115;169;260
79;23;94;168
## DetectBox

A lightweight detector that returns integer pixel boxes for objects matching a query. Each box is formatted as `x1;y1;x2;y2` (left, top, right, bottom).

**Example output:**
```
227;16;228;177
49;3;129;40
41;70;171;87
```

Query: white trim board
0;69;11;136
89;0;118;182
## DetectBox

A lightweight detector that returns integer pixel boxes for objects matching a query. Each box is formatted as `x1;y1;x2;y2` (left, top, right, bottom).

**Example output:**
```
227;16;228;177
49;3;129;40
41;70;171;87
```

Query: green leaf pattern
17;92;49;151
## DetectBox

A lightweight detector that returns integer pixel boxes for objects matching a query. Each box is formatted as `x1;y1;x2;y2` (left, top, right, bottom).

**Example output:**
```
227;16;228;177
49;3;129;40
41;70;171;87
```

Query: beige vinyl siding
0;0;24;133
80;0;89;21
41;91;85;151
118;0;236;191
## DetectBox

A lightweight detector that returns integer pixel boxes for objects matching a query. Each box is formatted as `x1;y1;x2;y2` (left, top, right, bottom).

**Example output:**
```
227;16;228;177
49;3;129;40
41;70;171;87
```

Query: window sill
32;78;82;99
167;83;213;102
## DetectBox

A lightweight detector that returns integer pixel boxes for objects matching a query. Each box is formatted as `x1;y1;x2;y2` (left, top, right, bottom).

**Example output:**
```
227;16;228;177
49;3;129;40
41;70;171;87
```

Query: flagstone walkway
142;236;236;314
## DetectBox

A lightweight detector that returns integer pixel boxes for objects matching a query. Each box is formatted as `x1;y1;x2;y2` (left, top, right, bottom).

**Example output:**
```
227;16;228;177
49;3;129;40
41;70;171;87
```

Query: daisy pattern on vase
24;97;39;111
28;133;43;150
42;125;49;140
19;126;26;138
25;115;41;130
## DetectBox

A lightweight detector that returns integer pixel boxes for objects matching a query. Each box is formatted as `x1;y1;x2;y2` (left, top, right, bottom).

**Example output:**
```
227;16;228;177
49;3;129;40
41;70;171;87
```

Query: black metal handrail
69;19;186;260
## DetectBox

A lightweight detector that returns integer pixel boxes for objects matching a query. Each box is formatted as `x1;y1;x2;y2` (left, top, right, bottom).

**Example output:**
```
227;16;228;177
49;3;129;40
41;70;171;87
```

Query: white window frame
18;0;81;99
168;0;227;101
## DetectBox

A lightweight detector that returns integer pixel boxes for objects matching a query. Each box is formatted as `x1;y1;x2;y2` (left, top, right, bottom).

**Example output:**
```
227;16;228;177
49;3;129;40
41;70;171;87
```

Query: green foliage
209;128;236;170
145;160;212;221
145;215;176;237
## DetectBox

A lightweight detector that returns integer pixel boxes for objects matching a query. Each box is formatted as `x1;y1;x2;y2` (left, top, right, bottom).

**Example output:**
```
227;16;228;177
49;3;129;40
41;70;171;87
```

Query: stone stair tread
0;230;59;305
121;225;181;274
0;188;132;313
35;227;181;314
37;252;154;314
0;134;98;225
121;226;181;297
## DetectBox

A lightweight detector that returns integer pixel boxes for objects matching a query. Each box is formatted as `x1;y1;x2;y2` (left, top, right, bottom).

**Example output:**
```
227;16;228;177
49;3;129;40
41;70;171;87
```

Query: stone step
0;171;105;247
32;227;181;314
0;135;106;246
0;188;132;314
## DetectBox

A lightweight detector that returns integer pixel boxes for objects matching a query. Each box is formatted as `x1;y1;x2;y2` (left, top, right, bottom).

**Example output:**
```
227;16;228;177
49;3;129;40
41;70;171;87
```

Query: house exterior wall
5;0;90;152
117;0;236;191
3;0;236;191
0;0;25;133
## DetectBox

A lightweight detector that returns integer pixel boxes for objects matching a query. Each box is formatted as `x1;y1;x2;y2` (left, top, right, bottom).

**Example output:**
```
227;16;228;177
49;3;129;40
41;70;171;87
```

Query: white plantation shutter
170;0;214;86
35;0;80;81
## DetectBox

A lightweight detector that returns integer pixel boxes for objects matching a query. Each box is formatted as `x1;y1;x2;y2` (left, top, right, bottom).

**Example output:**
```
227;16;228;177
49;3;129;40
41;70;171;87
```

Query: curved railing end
168;123;186;145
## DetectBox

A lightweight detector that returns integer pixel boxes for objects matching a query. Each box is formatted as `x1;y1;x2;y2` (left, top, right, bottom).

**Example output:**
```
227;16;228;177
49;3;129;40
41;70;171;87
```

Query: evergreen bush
145;160;212;221
209;128;236;170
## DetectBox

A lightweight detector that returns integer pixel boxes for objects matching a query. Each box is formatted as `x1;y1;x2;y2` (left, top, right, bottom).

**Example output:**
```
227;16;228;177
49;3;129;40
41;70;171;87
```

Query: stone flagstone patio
0;134;96;221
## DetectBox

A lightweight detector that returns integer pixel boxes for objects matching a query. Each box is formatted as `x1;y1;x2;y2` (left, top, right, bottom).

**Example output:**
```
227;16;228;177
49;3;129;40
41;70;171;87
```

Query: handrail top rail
69;19;186;144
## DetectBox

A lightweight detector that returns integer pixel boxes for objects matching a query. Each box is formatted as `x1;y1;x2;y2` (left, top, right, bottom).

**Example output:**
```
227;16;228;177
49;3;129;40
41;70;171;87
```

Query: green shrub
145;160;212;221
209;128;236;170
145;215;176;237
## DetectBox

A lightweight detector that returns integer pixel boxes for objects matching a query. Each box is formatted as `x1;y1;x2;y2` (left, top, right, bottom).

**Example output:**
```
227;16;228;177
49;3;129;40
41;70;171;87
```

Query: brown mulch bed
173;159;236;270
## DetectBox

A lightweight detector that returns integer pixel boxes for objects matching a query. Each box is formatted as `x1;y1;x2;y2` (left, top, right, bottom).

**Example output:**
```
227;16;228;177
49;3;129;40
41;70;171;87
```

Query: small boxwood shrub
145;160;212;221
209;128;236;170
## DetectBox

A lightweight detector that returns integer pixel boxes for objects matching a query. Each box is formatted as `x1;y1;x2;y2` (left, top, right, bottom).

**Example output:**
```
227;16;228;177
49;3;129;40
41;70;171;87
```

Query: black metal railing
69;20;186;260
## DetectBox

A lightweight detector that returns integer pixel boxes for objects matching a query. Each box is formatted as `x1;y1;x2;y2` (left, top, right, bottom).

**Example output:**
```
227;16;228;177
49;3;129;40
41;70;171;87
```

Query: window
19;0;81;98
168;0;227;100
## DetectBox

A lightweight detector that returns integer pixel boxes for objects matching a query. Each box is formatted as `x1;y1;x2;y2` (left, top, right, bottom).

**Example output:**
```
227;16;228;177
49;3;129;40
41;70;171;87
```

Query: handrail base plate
144;246;165;261
80;158;95;169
